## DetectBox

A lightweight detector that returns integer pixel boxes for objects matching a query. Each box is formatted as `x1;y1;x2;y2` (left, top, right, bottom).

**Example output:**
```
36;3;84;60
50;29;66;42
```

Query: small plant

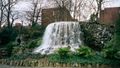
57;47;70;59
12;46;25;55
27;38;42;48
76;45;94;57
101;38;120;59
101;39;116;59
9;53;44;60
26;40;38;49
114;51;120;60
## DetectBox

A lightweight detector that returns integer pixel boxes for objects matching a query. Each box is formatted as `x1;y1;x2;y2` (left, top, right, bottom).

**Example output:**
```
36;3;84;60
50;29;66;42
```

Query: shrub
9;53;44;60
6;42;17;57
102;14;120;59
76;45;94;57
114;51;120;60
81;22;113;51
25;38;42;49
101;39;120;60
57;47;70;58
26;40;38;49
12;45;25;55
21;25;45;41
48;53;120;64
0;27;18;46
114;14;120;51
31;24;45;38
101;38;117;59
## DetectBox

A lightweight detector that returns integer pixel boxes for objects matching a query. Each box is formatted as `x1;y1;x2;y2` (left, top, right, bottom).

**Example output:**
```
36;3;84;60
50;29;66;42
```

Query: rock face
33;21;83;54
81;22;114;50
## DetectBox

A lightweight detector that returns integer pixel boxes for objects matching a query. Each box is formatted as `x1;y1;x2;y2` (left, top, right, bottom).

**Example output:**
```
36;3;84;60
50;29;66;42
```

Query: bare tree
10;11;19;27
53;0;72;9
70;0;97;21
0;0;7;28
51;0;73;21
0;0;18;28
72;0;84;19
95;0;103;22
95;0;111;22
6;0;18;28
26;0;43;26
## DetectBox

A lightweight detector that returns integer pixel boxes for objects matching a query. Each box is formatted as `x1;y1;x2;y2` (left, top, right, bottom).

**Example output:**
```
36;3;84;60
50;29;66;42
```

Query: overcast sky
103;0;120;8
14;0;120;11
12;0;120;23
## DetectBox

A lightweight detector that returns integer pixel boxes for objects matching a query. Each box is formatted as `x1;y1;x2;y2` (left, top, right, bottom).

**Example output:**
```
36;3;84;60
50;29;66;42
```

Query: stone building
41;7;74;26
100;7;120;25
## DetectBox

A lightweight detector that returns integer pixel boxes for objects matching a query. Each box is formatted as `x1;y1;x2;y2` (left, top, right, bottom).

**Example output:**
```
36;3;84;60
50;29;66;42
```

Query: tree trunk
96;0;103;23
7;0;11;28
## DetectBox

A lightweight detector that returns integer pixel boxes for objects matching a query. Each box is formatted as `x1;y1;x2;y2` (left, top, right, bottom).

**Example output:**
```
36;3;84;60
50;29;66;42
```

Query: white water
33;21;83;54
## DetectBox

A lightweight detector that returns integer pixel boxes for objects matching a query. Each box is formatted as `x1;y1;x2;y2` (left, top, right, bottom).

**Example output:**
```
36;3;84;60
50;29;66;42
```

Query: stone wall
0;59;118;68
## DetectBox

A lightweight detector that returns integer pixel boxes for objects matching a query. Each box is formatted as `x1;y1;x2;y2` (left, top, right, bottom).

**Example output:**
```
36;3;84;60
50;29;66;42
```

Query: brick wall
41;7;73;26
100;7;120;25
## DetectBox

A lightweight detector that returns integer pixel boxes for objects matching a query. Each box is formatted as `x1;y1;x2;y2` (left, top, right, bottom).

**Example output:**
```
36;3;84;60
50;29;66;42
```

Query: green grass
7;53;45;61
48;54;120;65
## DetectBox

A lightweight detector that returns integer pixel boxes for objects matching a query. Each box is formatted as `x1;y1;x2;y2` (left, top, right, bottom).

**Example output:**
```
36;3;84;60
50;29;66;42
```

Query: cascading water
33;21;83;54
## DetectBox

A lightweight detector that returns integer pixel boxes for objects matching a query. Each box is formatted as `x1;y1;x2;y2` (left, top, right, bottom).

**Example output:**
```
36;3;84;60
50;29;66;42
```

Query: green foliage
114;14;120;51
81;22;113;51
21;25;45;42
101;39;117;59
36;38;42;45
0;24;44;58
57;47;70;58
12;38;42;55
76;46;94;57
48;53;120;64
9;53;44;60
81;26;95;46
114;51;120;60
12;46;25;55
0;27;18;46
102;14;120;60
102;37;120;60
26;40;38;49
81;24;100;51
48;54;61;63
89;13;97;22
25;38;42;49
6;42;17;57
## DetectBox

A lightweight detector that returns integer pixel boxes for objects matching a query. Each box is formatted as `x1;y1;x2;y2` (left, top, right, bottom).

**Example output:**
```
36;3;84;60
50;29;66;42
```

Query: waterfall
33;21;83;54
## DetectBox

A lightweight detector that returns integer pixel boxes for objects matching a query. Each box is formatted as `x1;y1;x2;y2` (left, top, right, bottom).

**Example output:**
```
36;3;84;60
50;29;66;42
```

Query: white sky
13;1;32;11
12;0;120;22
14;0;120;11
103;0;120;8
